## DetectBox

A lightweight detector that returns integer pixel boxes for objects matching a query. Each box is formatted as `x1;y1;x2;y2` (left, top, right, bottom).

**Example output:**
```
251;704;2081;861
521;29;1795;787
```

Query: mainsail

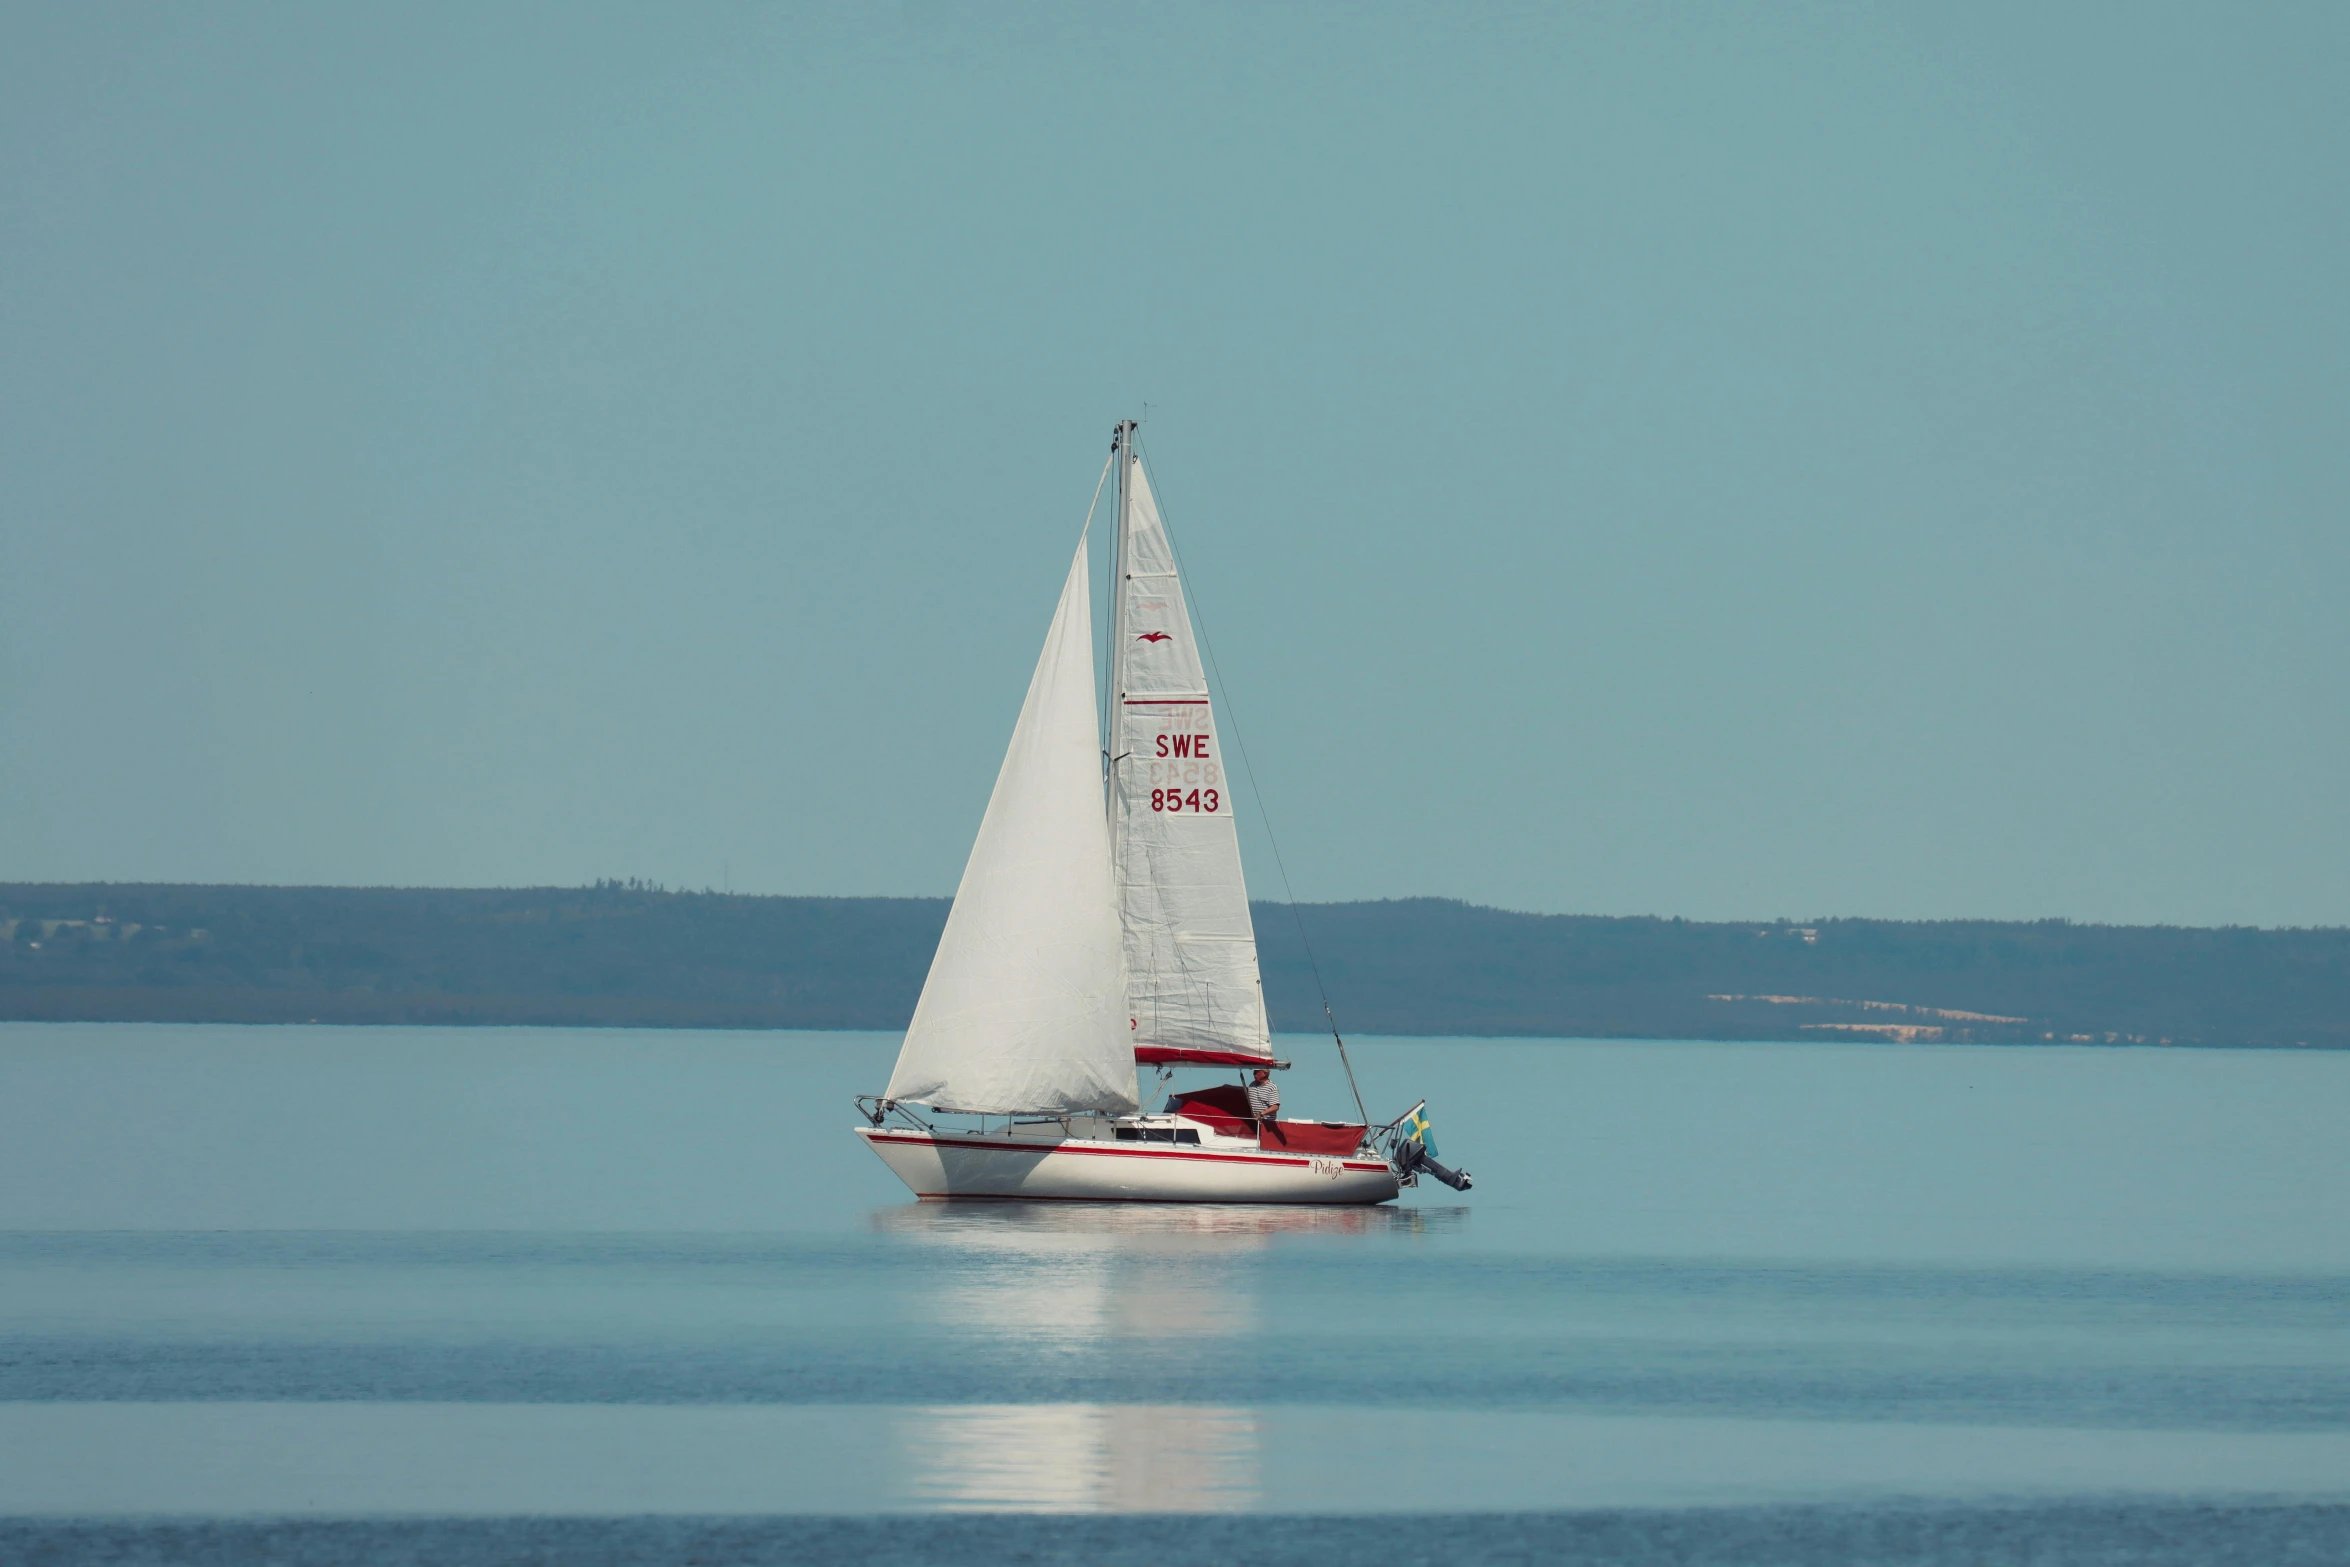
886;537;1137;1115
1110;457;1275;1065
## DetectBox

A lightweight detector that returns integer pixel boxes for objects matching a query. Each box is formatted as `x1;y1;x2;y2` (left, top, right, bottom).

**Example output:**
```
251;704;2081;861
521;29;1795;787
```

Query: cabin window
1114;1127;1202;1144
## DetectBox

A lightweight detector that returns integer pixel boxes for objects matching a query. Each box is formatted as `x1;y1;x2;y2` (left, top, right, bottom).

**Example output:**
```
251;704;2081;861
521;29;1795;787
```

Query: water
3;1023;2348;1563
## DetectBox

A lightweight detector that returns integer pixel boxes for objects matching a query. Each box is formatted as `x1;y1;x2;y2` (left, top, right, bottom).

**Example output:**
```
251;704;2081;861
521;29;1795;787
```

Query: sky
2;2;2344;925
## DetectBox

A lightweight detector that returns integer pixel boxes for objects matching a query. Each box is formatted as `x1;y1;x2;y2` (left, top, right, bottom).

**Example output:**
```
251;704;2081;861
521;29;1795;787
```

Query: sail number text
1151;787;1221;814
1143;730;1223;813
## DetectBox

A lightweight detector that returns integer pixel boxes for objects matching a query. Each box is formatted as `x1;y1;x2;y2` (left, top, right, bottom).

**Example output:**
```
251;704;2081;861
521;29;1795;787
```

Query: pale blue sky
2;3;2344;923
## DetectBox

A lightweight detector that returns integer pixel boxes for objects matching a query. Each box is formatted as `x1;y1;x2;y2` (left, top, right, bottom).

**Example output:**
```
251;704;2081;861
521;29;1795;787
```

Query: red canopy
1166;1085;1366;1155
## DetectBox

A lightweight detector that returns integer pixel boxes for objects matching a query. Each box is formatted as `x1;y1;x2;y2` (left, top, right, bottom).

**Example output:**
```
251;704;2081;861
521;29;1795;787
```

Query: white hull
857;1126;1400;1204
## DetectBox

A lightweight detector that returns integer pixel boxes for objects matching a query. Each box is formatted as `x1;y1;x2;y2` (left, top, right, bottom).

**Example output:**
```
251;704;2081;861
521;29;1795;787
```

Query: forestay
1111;462;1275;1063
886;538;1137;1115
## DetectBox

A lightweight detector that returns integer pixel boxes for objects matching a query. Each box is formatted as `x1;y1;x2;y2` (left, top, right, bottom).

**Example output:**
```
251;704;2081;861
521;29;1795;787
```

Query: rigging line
1133;436;1372;1129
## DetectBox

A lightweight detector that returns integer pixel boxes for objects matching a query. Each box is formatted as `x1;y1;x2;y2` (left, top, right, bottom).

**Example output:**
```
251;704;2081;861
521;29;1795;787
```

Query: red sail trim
1134;1047;1291;1068
1122;699;1210;705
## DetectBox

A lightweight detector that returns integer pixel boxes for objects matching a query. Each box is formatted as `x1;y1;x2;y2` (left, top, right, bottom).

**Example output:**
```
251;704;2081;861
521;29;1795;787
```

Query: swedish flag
1399;1105;1438;1161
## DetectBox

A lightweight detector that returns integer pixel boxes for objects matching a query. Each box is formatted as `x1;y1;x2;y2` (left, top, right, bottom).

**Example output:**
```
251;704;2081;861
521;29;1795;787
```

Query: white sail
887;537;1137;1115
1111;460;1274;1063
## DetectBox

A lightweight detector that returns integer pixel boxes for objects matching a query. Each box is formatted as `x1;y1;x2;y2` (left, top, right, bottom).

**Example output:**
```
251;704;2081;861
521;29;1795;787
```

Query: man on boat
1246;1067;1281;1128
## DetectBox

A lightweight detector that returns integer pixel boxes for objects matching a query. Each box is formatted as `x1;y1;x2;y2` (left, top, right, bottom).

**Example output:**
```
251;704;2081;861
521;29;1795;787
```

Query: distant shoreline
0;1013;2335;1053
2;884;2344;1050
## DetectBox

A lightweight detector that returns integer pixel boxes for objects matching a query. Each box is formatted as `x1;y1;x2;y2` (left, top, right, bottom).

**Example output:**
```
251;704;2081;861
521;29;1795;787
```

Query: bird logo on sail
1136;631;1172;642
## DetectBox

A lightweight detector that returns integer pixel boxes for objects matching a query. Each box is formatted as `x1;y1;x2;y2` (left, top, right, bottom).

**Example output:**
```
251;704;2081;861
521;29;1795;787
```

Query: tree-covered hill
0;884;2342;1047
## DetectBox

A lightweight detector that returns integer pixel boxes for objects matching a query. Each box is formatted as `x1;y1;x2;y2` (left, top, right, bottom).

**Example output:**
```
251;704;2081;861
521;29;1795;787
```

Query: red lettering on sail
1148;785;1224;814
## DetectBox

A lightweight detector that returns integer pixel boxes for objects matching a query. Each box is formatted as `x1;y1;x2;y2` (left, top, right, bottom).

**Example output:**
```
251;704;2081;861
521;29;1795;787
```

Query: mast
1106;419;1137;834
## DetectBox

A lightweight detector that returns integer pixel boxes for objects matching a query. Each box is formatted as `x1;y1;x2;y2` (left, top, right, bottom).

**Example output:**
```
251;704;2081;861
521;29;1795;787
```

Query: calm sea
3;1023;2347;1565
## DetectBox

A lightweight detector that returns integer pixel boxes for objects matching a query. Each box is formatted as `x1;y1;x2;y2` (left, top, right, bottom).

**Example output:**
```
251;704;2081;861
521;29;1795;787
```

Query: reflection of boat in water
856;424;1472;1203
898;1402;1259;1514
874;1201;1452;1339
874;1200;1456;1511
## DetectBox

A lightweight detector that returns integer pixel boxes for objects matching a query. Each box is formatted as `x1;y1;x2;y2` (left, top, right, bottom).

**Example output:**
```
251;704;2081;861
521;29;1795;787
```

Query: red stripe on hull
864;1131;1386;1174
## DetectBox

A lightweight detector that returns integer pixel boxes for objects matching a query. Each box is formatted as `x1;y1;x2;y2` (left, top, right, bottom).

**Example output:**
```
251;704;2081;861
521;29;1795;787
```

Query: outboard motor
1393;1138;1473;1192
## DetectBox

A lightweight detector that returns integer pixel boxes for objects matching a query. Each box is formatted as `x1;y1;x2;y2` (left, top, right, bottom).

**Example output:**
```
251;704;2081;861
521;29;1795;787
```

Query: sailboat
856;422;1469;1203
